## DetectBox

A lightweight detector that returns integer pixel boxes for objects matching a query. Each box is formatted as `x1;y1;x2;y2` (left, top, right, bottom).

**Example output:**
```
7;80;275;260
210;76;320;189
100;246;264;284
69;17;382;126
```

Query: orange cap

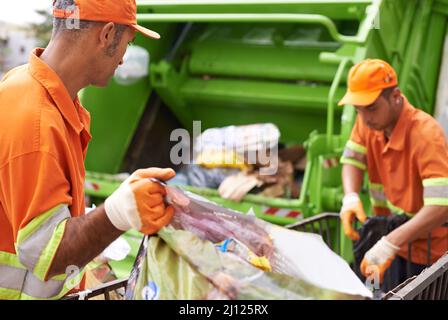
52;0;160;39
338;59;398;107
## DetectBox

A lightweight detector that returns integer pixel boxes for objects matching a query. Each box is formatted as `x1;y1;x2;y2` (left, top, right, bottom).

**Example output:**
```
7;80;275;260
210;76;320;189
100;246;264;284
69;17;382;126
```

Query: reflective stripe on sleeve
369;183;414;217
16;205;70;281
423;178;448;206
0;251;84;299
340;140;367;170
369;183;388;208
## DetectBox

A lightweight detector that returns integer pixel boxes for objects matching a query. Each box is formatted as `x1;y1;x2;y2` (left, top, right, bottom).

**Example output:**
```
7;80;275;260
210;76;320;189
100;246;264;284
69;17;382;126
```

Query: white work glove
104;168;176;234
340;192;367;241
361;236;400;283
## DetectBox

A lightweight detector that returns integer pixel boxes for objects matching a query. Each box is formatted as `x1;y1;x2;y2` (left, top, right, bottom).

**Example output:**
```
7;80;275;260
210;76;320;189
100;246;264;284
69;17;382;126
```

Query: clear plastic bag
125;184;373;300
165;184;274;259
194;123;280;169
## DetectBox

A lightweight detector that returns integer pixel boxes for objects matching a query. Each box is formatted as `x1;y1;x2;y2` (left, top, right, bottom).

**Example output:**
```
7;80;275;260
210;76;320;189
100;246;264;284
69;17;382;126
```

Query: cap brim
131;24;160;39
338;89;382;107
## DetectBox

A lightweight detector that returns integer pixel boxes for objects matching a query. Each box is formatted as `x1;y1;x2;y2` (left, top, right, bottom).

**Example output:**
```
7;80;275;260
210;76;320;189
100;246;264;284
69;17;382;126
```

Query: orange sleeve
416;127;448;207
0;151;72;241
417;133;448;180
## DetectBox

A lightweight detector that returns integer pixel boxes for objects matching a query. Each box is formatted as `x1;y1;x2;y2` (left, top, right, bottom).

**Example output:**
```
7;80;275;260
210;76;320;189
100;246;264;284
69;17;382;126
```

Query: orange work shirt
0;48;91;258
341;96;448;265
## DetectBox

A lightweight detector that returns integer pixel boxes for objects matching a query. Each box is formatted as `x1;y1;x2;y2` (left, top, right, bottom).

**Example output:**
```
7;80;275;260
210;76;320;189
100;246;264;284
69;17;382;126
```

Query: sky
0;0;52;25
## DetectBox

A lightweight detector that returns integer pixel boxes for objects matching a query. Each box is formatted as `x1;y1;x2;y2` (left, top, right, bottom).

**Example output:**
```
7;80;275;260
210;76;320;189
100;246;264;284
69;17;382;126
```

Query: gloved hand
340;192;367;241
360;236;400;283
105;167;176;235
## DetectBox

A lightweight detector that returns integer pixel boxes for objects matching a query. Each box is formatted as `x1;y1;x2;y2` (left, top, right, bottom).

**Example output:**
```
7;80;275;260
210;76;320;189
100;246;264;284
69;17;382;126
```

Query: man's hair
52;0;126;56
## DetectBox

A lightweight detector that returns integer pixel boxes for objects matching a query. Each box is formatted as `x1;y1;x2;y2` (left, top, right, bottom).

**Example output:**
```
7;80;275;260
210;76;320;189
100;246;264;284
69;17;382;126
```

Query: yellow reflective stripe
340;157;366;171
369;183;387;207
342;149;366;164
367;184;415;217
386;201;414;218
387;201;405;214
392;211;414;218
59;268;86;298
22;269;86;300
370;189;386;200
33;219;68;281
346;140;367;155
16;205;70;279
369;185;389;210
52;273;68;281
0;273;85;300
422;178;448;206
0;287;21;300
369;183;384;191
370;197;388;208
423;177;448;187
0;251;24;269
424;198;448;206
16;205;65;246
0;263;85;300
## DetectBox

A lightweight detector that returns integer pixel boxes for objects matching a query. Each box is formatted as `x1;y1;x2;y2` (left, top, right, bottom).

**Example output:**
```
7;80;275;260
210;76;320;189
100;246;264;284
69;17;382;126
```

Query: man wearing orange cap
339;59;448;291
0;0;174;299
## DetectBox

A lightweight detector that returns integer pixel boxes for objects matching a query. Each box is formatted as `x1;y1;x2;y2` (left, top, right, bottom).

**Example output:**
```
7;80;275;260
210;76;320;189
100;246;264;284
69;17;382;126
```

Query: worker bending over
339;59;448;291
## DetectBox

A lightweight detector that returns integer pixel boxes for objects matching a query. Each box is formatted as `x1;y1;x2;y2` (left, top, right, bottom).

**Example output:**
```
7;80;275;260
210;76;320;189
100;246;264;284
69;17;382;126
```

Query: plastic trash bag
125;235;214;300
194;123;280;169
126;184;373;300
185;165;240;189
165;185;274;259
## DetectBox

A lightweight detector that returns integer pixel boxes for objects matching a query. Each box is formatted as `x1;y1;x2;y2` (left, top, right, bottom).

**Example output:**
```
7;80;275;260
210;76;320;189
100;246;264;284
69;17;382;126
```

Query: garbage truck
81;0;448;275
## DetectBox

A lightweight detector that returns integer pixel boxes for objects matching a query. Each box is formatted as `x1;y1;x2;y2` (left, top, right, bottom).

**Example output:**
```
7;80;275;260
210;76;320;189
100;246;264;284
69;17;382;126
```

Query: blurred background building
0;1;52;78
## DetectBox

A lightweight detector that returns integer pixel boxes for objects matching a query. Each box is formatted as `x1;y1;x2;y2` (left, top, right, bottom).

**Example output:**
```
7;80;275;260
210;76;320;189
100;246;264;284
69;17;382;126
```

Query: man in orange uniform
0;0;174;299
339;59;448;291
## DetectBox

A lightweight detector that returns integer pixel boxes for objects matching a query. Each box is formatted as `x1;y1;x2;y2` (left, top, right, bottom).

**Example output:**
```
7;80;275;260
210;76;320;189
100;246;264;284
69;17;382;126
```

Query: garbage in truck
173;123;306;202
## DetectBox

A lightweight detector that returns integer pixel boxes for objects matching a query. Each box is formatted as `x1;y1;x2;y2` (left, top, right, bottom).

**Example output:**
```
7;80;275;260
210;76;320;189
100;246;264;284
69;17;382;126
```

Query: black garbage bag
353;214;409;291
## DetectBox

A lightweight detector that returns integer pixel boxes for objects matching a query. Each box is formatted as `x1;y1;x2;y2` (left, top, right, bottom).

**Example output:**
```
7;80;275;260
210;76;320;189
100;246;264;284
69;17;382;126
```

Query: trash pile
125;184;372;300
173;123;306;202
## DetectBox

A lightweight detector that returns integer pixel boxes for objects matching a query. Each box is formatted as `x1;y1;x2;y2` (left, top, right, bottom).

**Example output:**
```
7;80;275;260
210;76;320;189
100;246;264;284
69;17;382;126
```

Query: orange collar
28;48;85;134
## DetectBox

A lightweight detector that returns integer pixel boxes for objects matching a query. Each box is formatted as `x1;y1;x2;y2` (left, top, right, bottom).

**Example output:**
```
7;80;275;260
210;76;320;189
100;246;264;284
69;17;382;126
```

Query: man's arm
47;204;122;279
46;167;176;280
361;205;448;281
342;164;364;194
386;205;448;247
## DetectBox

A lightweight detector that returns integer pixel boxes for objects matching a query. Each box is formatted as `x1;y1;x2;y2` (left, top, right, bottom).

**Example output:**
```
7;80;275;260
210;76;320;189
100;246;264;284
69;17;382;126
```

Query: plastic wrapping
185;165;240;189
166;185;274;259
126;184;373;300
194;123;280;169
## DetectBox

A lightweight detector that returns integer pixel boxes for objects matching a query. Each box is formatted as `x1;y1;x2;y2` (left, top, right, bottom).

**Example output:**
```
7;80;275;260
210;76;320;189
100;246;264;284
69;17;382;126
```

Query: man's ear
391;87;402;105
98;22;116;48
